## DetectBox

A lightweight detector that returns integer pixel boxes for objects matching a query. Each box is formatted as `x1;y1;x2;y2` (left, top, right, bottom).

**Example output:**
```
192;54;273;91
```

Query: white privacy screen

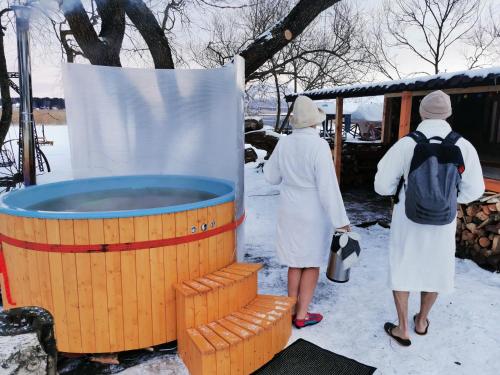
63;58;245;256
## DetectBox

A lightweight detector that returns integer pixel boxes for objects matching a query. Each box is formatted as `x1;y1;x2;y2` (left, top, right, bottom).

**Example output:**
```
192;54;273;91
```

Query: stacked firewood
456;192;500;271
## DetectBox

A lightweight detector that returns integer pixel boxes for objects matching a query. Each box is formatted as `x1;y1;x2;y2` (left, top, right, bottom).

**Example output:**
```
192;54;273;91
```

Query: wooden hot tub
0;175;236;353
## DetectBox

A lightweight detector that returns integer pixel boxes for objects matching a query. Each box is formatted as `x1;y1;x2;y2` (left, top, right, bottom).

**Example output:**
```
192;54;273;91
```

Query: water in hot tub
27;187;218;212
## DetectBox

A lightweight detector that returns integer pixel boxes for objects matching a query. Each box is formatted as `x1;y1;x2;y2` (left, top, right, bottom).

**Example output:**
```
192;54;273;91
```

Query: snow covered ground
7;126;500;374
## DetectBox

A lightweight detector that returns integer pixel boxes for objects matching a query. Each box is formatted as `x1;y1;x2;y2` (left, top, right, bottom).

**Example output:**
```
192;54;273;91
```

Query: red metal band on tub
0;213;245;254
0;245;16;305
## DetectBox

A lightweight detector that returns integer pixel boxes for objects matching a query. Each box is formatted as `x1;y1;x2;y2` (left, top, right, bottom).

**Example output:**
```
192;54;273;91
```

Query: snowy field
5;126;500;374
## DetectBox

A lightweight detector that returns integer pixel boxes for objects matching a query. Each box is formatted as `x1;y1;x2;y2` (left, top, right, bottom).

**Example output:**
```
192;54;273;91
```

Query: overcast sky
3;0;498;97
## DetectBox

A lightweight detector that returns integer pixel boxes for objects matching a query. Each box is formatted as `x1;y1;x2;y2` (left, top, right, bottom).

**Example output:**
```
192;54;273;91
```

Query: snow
297;66;500;98
315;101;383;123
8;126;500;374
255;17;285;42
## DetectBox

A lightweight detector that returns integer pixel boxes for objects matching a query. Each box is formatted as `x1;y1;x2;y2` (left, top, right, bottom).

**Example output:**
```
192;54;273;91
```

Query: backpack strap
393;131;426;204
407;131;428;144
442;131;462;145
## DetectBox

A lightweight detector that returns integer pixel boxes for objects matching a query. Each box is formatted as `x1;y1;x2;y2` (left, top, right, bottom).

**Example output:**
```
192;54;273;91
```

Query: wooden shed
285;67;500;192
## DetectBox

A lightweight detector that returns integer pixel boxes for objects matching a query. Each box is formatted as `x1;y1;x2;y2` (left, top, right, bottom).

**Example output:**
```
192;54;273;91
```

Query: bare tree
194;1;370;130
0;7;12;145
383;0;481;74
463;5;500;69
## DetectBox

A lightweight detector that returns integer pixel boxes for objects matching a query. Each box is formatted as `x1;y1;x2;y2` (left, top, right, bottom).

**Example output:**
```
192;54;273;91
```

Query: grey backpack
394;131;465;225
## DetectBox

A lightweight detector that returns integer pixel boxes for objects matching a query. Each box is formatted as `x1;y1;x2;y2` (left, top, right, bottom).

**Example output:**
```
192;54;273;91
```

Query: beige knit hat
290;95;326;129
419;90;452;120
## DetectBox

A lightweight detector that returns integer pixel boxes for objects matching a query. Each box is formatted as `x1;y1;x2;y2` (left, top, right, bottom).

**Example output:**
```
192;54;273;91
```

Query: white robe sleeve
457;139;485;204
314;141;350;229
263;141;282;185
374;138;410;196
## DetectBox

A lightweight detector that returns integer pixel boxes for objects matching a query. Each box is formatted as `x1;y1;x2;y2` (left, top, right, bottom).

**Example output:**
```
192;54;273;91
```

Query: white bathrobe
264;127;350;268
374;119;485;293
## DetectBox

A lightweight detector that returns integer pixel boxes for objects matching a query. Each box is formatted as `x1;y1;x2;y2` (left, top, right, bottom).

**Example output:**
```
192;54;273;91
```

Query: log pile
339;143;389;188
456;192;500;271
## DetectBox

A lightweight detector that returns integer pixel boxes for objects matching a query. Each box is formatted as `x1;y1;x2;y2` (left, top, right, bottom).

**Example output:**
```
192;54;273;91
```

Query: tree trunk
241;0;341;80
124;0;174;69
273;71;281;132
61;0;124;66
0;17;12;145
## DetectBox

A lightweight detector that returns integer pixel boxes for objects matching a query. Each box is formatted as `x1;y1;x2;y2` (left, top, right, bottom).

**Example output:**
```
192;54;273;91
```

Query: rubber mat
253;338;377;375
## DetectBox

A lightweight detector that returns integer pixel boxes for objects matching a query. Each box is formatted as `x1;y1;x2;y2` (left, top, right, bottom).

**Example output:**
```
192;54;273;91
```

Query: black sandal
384;322;411;346
413;314;430;335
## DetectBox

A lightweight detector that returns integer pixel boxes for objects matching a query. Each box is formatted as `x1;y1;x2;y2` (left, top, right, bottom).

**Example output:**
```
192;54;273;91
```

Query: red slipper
293;313;323;329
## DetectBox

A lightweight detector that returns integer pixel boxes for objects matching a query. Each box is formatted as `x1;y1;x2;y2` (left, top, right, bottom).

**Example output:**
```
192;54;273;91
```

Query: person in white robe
375;90;485;345
264;95;350;329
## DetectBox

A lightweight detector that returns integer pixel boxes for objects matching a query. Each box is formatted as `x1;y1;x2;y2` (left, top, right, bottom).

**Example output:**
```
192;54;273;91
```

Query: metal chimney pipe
13;4;36;186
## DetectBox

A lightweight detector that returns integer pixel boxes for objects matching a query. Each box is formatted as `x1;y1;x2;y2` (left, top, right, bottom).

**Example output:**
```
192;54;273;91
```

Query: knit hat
419;90;452;120
290;95;326;129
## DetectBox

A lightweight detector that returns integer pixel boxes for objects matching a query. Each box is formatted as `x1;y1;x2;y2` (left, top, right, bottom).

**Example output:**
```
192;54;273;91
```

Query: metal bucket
326;250;350;283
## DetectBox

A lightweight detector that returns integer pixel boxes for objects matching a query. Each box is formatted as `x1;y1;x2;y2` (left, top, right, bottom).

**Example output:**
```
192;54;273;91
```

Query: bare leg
296;267;320;320
416;292;438;332
288;267;302;299
392;291;410;340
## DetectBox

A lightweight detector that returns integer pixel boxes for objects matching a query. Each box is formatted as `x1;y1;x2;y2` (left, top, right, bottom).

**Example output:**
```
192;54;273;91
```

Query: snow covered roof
315;101;383;123
286;66;500;101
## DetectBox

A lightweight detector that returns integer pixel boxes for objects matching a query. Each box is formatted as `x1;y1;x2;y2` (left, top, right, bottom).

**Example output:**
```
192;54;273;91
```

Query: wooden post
334;98;343;181
398;91;412;139
380;96;392;144
484;178;500;193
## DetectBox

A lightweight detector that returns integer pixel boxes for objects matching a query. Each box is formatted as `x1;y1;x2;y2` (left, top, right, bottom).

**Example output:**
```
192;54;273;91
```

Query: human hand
337;225;351;232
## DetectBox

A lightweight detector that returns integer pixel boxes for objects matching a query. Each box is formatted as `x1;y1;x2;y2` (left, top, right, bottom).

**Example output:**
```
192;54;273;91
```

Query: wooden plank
118;217;139;350
59;219;82;353
381;96;392;144
208;322;244;375
104;218;125;351
13;216;30;305
33;219;53;313
175;211;189;283
384;85;500;98
187;328;216;375
45;219;69;351
187;209;200;279
88;219;110;353
226;315;264;368
148;214;166;345
225;203;236;265
198;325;231;375
398;91;412;139
197;207;209;277
133;216;153;348
216;203;234;270
175;285;196;357
334;97;343;181
197;277;221;322
1;216;21;309
206;206;218;274
23;218;41;308
73;219;96;353
205;274;232;318
162;213;177;342
218;319;254;374
184;280;210;327
485;178;500;193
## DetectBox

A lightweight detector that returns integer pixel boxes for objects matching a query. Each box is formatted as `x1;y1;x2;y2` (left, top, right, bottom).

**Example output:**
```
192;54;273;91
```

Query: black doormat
252;339;376;375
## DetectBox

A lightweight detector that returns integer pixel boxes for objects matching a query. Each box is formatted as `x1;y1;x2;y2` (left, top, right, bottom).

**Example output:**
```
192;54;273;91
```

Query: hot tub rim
0;174;235;220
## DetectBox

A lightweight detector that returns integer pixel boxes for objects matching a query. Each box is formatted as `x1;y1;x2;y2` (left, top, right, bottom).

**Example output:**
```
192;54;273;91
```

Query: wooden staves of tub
0;175;238;353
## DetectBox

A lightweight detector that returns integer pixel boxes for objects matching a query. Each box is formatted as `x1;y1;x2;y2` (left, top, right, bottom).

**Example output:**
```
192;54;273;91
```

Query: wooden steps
175;263;263;357
184;295;294;375
175;263;295;374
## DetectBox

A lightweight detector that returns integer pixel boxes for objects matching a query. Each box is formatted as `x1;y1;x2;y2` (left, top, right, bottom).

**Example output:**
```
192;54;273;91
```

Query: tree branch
240;0;341;80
